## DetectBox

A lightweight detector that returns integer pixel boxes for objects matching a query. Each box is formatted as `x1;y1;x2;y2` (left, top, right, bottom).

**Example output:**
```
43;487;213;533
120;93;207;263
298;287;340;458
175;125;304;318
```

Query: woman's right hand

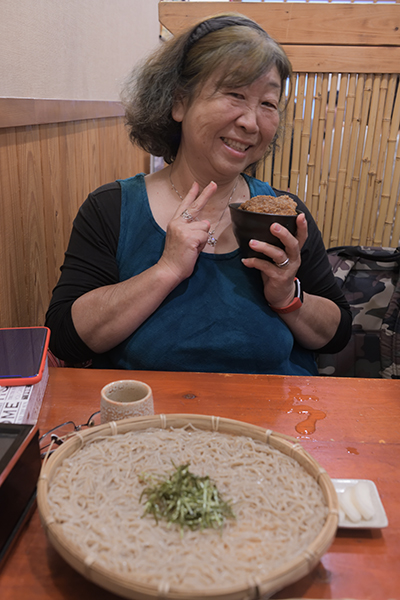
158;181;217;281
71;181;218;354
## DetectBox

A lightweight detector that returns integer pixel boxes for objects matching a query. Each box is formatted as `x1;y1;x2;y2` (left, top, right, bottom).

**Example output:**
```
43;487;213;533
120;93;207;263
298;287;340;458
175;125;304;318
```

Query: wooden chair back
159;2;400;249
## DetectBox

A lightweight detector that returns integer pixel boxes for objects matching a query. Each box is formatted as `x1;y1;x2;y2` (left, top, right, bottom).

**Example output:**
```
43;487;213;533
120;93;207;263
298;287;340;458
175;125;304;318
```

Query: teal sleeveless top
93;173;317;375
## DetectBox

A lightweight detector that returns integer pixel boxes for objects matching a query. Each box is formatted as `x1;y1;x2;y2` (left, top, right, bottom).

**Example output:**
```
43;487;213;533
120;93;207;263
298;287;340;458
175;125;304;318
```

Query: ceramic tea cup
100;379;154;424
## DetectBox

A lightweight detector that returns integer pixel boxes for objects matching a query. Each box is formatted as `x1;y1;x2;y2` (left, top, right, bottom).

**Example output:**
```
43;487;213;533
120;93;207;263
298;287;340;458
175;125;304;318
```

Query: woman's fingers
160;180;220;282
295;213;308;249
173;181;199;219
241;213;309;307
254;213;307;265
243;244;296;274
174;181;218;221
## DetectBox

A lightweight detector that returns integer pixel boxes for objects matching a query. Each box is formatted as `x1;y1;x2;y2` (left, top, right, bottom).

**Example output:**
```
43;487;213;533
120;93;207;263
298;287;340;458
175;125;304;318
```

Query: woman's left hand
241;213;308;308
241;212;342;350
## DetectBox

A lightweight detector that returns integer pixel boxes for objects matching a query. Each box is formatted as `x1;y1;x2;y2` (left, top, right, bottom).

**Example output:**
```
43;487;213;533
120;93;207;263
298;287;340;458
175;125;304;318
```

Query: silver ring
181;209;193;222
275;257;290;268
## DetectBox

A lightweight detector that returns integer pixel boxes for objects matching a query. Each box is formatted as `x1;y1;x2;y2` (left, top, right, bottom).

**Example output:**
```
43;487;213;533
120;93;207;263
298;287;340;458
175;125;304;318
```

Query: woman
46;13;351;375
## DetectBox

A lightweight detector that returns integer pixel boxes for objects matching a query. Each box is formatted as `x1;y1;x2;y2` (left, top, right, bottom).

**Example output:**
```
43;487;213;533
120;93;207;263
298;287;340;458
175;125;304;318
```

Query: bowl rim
229;201;300;217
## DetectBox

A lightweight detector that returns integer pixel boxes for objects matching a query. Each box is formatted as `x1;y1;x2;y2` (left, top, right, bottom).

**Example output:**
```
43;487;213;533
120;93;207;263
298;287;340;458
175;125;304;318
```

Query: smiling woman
45;12;352;375
171;67;281;183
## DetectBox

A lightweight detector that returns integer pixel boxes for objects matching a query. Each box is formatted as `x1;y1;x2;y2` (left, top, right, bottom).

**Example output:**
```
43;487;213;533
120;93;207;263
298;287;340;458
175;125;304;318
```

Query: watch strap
269;278;303;314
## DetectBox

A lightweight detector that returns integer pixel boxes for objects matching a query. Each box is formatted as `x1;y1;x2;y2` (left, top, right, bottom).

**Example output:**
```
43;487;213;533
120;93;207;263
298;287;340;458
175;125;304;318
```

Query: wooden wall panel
72;120;93;218
159;2;400;47
0;98;125;129
39;123;65;296
0;114;150;329
282;46;400;74
15;125;49;327
159;3;400;72
0;128;27;327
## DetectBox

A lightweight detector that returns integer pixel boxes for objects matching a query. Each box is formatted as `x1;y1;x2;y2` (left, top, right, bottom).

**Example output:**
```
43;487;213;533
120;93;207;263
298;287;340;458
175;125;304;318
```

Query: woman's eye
229;92;244;100
262;101;278;109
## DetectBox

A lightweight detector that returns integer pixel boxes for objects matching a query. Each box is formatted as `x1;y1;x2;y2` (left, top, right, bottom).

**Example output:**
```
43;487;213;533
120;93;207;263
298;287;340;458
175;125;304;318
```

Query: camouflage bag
317;245;400;378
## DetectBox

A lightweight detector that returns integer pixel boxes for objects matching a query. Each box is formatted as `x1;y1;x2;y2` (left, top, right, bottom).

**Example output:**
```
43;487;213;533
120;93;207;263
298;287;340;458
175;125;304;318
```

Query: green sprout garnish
139;462;235;533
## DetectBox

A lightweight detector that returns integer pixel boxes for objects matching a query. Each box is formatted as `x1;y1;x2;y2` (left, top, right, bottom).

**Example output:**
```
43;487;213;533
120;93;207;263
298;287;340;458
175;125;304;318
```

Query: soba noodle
47;426;328;592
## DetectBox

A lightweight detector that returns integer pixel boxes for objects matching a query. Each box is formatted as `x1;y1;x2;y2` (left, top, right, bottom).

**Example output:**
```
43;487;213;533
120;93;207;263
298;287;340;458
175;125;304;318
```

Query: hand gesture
158;181;217;282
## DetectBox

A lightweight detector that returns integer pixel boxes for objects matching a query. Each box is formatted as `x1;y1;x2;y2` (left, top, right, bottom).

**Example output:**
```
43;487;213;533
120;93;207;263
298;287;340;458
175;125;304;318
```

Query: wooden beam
285;45;400;74
159;2;400;47
0;98;124;129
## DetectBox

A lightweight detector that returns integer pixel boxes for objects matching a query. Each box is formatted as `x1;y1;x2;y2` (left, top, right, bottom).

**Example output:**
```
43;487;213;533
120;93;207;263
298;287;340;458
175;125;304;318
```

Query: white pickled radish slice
351;481;375;520
339;487;362;522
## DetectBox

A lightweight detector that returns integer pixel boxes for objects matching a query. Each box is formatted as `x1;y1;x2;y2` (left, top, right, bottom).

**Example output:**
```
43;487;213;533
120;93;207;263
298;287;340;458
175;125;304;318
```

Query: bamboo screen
160;2;400;248
257;72;400;248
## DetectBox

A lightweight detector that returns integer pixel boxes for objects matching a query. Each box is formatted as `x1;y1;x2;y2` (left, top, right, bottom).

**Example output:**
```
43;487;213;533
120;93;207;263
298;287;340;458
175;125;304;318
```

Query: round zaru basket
37;414;339;600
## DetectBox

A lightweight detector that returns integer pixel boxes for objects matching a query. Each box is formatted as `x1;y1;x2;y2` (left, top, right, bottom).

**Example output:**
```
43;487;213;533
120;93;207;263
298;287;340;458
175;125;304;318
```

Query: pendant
207;232;217;246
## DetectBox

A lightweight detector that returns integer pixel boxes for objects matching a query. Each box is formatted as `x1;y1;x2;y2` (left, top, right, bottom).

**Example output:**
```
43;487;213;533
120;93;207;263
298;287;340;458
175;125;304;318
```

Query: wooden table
1;368;399;600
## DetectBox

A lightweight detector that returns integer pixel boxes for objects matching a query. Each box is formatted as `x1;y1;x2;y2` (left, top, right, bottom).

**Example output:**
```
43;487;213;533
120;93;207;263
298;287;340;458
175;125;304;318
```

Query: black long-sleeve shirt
46;180;352;367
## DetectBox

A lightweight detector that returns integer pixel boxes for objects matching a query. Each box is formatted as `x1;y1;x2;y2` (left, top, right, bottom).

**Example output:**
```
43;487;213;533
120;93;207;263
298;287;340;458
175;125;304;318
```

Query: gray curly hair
121;13;292;164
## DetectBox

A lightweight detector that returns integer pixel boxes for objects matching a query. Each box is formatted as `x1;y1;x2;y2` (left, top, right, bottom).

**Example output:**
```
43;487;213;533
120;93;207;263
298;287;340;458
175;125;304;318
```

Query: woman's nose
236;106;259;133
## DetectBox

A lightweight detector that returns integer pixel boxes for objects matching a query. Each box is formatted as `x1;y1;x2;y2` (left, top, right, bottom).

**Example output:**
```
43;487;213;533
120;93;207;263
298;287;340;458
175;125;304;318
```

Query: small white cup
100;379;154;424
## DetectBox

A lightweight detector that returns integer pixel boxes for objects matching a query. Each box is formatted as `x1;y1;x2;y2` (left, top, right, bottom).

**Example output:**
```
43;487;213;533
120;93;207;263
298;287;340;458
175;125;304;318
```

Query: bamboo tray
37;414;339;600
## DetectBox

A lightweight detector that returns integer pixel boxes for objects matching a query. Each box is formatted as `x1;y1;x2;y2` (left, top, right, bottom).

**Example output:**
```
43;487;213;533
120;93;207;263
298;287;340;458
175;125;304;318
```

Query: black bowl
229;202;299;261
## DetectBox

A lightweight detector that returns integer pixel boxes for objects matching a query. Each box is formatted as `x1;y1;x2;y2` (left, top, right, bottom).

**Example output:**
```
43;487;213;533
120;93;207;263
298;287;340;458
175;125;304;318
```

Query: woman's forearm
71;263;181;354
280;293;341;350
70;181;218;356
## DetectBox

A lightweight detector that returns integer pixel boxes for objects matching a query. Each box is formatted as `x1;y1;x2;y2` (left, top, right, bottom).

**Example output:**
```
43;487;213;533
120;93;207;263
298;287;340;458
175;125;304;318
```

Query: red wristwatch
269;278;303;314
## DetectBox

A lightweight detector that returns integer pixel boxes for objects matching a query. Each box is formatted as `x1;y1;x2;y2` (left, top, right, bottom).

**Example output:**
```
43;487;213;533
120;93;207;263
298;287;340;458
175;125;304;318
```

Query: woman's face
172;66;281;181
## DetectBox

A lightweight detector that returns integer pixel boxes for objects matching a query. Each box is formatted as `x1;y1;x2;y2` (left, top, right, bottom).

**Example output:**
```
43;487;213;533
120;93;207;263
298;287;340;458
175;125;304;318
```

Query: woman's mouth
221;137;250;152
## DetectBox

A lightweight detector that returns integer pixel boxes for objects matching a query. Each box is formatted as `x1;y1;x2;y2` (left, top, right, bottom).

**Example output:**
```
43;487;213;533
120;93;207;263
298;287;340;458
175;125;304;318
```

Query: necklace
169;173;239;246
